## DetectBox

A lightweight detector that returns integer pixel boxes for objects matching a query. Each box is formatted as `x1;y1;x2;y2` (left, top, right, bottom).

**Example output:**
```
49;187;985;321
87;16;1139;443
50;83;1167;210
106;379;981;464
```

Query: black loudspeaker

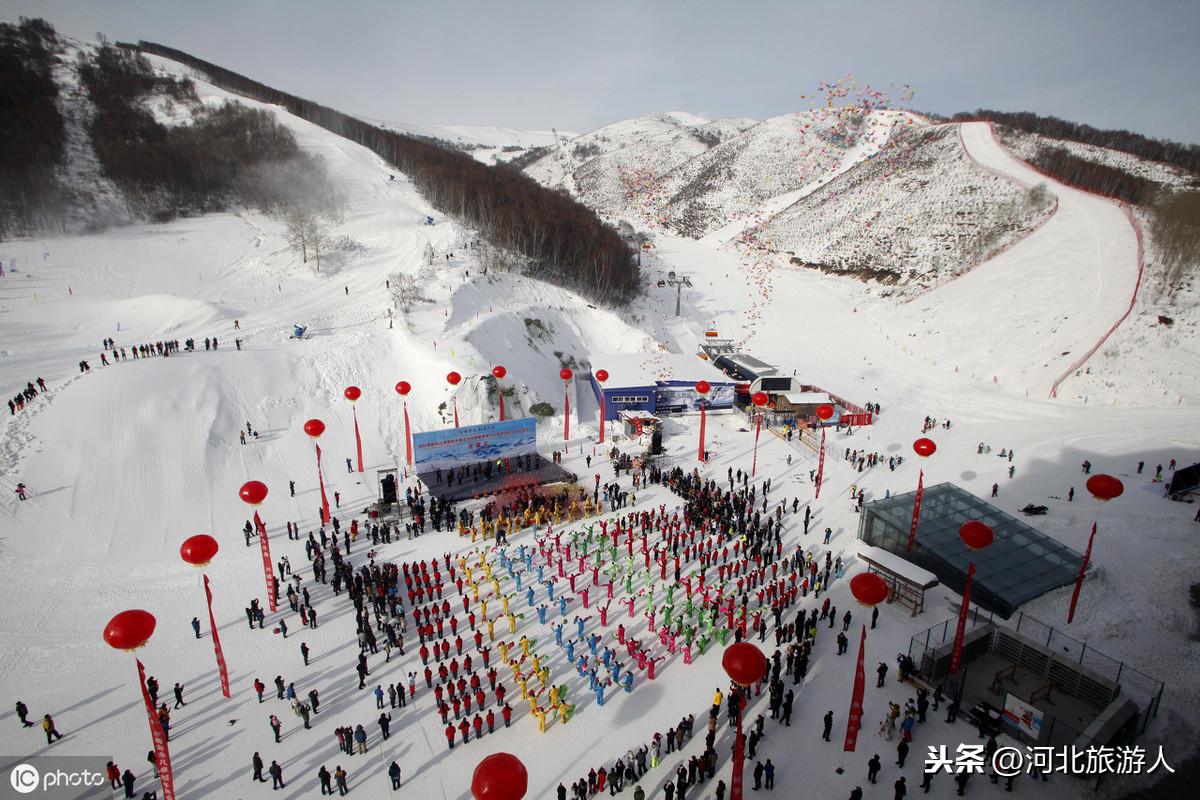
381;474;398;504
651;430;663;455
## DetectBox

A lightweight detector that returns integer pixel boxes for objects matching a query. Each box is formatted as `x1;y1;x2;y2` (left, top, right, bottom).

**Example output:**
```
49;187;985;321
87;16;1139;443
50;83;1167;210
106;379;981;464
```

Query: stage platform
419;460;577;502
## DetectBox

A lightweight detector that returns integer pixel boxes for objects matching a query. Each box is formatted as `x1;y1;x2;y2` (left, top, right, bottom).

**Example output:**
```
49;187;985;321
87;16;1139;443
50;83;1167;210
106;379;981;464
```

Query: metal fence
908;608;1165;738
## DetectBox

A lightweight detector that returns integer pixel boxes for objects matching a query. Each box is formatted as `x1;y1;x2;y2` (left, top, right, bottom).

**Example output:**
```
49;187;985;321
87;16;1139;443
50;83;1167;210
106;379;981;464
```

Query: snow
0;43;1198;800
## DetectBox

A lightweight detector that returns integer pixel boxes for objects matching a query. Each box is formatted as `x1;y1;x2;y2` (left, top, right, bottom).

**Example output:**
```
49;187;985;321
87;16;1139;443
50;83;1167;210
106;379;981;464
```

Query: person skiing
15;483;27;500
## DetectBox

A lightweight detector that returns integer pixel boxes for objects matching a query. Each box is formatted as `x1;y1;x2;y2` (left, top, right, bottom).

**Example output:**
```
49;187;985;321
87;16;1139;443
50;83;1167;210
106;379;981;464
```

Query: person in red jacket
472;714;483;739
419;644;430;665
445;723;456;750
458;718;470;743
486;708;496;732
106;761;120;789
496;684;506;705
502;703;512;728
253;678;266;703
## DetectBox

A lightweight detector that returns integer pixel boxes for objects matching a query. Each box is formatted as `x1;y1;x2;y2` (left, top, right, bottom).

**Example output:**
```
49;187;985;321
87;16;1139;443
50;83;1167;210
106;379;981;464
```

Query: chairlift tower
665;271;693;317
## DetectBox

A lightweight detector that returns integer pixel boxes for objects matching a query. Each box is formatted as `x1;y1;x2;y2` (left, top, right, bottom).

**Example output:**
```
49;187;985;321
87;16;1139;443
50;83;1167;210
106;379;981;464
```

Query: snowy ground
1;54;1198;800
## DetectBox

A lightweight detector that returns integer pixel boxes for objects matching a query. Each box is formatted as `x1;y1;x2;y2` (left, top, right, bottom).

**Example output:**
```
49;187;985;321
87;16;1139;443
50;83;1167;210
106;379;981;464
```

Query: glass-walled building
858;483;1084;618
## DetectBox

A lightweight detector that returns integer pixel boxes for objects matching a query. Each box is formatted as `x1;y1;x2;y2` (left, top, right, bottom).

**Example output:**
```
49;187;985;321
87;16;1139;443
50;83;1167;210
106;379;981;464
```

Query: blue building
589;353;738;421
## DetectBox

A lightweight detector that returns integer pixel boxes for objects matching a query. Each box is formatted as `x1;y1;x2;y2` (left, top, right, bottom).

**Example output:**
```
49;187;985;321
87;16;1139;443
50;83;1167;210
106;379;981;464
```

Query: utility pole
665;271;692;317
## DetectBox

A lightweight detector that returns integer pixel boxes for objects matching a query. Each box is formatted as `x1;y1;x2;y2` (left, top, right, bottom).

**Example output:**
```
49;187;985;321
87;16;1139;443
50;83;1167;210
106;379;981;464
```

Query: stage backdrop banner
413;417;537;472
655;384;736;412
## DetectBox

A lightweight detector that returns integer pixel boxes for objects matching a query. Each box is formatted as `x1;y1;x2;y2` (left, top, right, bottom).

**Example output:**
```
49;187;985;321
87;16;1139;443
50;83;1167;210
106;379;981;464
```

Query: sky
3;0;1198;143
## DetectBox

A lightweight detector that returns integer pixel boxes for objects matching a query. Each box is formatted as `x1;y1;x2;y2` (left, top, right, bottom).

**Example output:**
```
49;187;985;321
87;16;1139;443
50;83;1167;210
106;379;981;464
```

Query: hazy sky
4;0;1197;143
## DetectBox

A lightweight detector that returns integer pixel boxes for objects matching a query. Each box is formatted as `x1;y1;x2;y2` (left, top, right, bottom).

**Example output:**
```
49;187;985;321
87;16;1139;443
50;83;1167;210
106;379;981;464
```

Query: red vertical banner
949;562;975;674
453;399;459;428
352;407;364;473
254;511;277;612
203;575;231;698
599;394;606;443
315;443;330;524
730;694;746;800
1067;523;1096;624
137;658;176;800
751;415;762;477
815;428;825;499
403;401;413;466
906;470;924;553
499;391;505;422
843;624;867;751
697;400;706;462
563;385;570;441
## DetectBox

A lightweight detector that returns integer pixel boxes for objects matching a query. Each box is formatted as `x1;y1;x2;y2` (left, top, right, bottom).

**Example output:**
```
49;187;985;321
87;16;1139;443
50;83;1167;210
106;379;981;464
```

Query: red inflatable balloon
344;386;361;402
752;391;769;407
303;418;325;438
912;437;937;458
395;381;411;396
815;403;835;421
594;369;609;383
850;572;889;607
471;752;528;800
492;366;507;380
695;380;711;395
239;480;268;505
447;371;462;386
1086;474;1124;501
104;609;157;651
180;534;219;566
559;368;573;381
959;520;995;551
721;641;767;686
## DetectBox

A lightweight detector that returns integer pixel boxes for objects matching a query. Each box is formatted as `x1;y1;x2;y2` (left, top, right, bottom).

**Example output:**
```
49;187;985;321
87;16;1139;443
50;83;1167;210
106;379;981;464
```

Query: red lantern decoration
721;641;767;686
447;371;462;386
344;386;361;402
492;365;507;380
959;520;995;551
471;752;528;800
303;418;325;438
912;437;937;458
752;391;769;408
560;368;573;381
180;534;219;566
238;480;268;506
849;572;889;607
104;610;157;652
695;380;711;395
815;403;835;421
395;381;411;396
595;369;609;383
1086;474;1124;502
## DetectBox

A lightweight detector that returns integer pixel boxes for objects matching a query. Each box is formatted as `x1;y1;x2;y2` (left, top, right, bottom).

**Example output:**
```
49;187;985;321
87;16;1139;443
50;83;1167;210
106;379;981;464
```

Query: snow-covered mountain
2;27;1199;800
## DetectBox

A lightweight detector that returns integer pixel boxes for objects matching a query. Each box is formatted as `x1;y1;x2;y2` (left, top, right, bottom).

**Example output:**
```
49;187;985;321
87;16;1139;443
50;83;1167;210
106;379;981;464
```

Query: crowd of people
7;377;46;415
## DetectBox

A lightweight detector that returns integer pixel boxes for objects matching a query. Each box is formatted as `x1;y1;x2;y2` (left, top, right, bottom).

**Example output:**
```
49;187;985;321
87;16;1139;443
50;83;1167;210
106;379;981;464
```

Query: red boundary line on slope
939;123;1146;398
978;122;1148;398
902;123;1059;304
1047;203;1145;398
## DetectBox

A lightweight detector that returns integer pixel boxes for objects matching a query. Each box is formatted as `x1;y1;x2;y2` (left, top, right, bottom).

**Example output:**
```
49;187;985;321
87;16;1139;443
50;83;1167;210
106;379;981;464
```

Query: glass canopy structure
858;483;1085;618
